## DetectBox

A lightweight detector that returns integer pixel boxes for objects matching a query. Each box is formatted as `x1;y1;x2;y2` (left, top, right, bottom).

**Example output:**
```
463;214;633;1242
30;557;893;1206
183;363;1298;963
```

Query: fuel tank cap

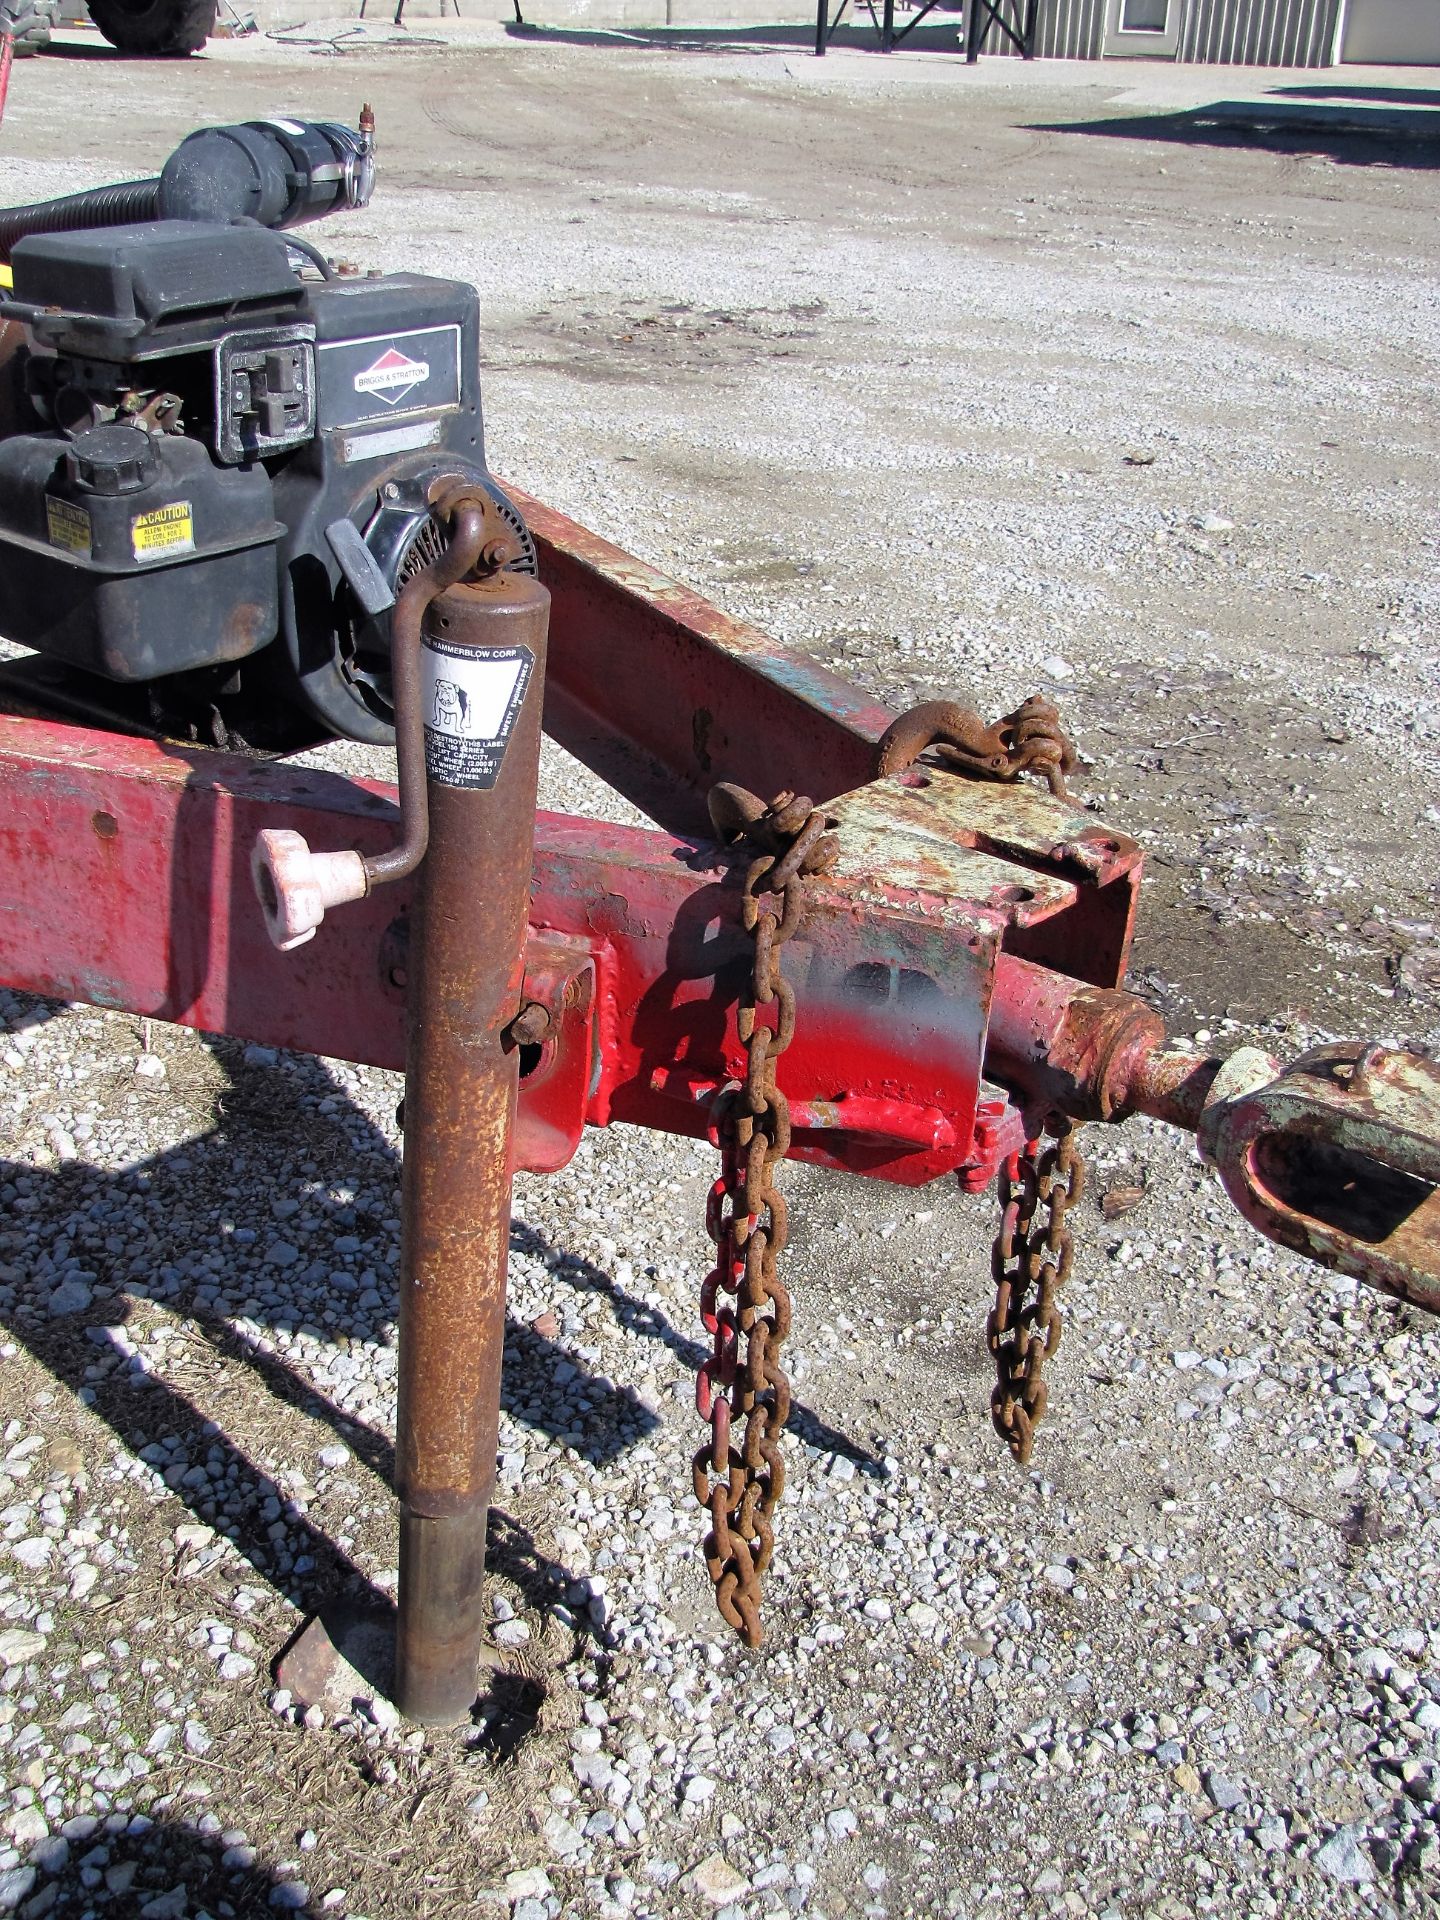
67;422;158;496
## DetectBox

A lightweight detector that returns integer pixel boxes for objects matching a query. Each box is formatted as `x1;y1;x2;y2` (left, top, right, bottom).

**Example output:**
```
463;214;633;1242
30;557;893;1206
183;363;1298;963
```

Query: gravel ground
2;29;1440;1920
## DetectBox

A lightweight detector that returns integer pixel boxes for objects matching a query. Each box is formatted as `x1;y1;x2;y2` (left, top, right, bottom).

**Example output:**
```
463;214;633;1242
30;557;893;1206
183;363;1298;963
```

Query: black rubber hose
0;178;160;261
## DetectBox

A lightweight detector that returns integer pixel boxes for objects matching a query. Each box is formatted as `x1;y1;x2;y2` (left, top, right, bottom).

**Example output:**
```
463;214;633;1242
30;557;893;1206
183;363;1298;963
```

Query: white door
1102;0;1183;58
1341;0;1440;64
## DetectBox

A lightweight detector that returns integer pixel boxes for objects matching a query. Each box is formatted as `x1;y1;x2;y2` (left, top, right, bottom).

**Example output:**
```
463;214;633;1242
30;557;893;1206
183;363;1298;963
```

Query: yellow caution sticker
45;497;92;557
131;501;195;562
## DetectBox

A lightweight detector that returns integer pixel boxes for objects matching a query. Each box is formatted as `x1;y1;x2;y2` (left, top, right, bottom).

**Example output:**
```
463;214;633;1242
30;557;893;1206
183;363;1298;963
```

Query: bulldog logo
432;678;470;733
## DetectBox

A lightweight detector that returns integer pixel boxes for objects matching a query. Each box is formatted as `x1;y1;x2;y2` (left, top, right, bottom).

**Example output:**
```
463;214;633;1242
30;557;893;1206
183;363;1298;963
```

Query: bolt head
509;1001;553;1047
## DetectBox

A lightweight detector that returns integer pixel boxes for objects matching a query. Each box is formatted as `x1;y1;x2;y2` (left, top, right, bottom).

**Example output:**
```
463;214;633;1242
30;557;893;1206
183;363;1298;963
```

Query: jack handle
252;483;519;950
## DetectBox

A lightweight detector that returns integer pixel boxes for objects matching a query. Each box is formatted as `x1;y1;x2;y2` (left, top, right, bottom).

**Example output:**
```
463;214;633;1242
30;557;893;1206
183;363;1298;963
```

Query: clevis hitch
1199;1041;1440;1317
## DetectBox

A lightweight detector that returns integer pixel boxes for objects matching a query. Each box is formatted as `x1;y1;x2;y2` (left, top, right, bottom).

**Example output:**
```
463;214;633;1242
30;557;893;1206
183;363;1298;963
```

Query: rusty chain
693;786;839;1647
988;1118;1087;1465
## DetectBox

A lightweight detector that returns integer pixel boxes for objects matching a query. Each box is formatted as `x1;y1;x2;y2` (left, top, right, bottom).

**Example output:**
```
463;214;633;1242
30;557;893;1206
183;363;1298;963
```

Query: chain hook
876;695;1078;801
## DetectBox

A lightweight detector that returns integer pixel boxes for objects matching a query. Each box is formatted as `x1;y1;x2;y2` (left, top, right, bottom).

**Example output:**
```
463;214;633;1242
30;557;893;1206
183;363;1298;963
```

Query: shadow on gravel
0;992;878;1631
0;1241;391;1618
508;1218;881;1469
8;1812;315;1919
1032;98;1440;169
0;1028;651;1621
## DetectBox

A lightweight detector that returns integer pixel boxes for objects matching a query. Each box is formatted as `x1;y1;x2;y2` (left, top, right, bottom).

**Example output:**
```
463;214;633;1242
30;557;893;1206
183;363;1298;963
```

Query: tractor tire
85;0;215;54
9;0;59;54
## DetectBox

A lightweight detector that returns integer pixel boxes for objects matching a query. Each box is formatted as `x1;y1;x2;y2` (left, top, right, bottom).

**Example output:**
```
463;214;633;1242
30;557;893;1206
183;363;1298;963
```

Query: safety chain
693;786;839;1647
988;1117;1087;1466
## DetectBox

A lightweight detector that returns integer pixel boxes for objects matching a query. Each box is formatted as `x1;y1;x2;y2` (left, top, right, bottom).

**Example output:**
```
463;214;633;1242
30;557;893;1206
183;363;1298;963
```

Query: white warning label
421;637;533;789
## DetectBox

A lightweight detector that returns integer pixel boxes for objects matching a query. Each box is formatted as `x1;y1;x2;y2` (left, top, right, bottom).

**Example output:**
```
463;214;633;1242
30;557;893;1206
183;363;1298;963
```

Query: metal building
982;0;1440;64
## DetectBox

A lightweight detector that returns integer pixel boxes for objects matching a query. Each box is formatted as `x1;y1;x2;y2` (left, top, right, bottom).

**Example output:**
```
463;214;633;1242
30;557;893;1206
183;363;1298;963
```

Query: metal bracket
1200;1042;1440;1313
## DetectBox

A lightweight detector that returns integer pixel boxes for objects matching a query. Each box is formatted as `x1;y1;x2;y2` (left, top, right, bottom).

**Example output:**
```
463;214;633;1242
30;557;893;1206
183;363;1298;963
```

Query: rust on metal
1199;1042;1440;1315
824;777;1078;933
501;479;895;836
826;766;1142;992
876;694;1078;799
983;953;1168;1124
364;497;490;893
988;1119;1085;1465
1126;1045;1225;1135
393;544;552;1726
694;783;839;1647
507;1000;554;1048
